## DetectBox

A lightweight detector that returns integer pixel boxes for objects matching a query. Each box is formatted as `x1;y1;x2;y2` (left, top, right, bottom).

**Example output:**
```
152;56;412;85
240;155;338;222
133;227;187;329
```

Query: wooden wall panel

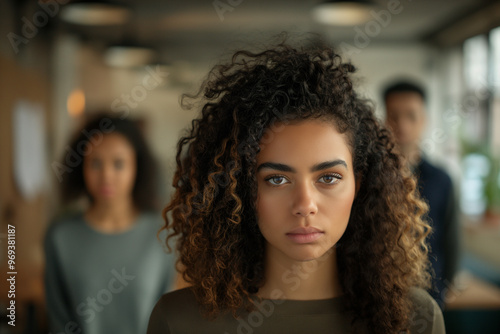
0;53;50;331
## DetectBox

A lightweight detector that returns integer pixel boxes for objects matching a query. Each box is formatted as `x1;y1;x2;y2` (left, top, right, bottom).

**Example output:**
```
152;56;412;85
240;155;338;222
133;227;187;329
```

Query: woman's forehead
256;119;353;167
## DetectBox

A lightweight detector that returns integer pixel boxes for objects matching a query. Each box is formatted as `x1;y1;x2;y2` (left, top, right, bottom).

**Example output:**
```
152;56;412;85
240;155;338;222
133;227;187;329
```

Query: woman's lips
286;227;324;244
99;187;114;196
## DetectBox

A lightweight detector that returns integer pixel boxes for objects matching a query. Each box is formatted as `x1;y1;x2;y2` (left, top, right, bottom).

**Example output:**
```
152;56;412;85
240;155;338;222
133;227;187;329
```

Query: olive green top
147;287;445;334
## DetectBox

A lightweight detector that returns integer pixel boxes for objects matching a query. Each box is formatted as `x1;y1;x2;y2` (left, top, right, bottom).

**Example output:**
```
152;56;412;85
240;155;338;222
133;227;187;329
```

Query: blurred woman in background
45;114;176;334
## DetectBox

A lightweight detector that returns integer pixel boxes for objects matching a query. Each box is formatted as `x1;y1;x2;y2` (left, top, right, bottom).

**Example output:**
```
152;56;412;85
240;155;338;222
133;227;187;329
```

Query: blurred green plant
485;156;500;214
460;138;500;216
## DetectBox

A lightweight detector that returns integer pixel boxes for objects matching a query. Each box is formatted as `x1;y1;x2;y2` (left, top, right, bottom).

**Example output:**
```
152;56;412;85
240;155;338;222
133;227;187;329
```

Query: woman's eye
90;160;101;169
319;174;341;184
266;175;288;186
114;160;124;170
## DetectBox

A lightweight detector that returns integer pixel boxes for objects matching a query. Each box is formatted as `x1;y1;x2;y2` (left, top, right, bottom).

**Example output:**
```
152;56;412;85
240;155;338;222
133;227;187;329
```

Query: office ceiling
10;0;500;63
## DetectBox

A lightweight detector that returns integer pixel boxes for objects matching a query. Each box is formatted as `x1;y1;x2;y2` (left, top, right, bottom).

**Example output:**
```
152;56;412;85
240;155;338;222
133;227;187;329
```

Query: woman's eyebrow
257;162;294;173
311;159;348;172
256;159;347;173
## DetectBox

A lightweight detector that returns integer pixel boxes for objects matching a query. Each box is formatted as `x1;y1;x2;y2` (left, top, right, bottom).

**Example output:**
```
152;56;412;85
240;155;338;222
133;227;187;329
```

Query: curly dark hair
162;41;431;333
59;113;159;211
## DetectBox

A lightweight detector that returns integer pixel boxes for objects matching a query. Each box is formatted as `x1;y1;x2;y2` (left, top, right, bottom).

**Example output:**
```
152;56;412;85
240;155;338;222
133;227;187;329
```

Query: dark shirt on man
413;157;459;309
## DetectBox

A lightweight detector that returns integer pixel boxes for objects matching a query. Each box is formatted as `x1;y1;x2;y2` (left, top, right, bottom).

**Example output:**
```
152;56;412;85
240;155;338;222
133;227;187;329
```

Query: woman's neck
85;198;139;233
258;247;342;300
399;143;421;167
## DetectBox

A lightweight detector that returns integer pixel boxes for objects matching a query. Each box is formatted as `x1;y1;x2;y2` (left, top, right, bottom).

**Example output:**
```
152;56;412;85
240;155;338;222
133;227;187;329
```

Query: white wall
348;42;461;177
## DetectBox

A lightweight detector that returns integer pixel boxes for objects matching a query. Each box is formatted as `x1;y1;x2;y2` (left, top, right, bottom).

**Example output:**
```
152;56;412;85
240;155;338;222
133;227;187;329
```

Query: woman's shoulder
45;212;86;239
147;287;203;334
407;288;446;334
151;287;199;315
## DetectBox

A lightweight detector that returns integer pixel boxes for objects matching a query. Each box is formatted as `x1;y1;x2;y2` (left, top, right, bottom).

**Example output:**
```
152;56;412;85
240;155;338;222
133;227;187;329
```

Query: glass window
490;26;500;94
463;35;488;91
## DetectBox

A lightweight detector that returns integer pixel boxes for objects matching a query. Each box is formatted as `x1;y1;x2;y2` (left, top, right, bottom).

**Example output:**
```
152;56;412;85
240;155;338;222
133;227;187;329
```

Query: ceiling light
312;0;378;26
104;45;157;68
59;1;131;26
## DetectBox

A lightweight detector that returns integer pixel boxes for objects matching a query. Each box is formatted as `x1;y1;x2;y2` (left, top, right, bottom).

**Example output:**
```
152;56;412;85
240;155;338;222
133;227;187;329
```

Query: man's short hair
383;81;426;103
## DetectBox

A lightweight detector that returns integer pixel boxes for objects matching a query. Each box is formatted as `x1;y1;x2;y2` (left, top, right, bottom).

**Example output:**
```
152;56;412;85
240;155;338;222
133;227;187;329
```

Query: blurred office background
1;0;500;333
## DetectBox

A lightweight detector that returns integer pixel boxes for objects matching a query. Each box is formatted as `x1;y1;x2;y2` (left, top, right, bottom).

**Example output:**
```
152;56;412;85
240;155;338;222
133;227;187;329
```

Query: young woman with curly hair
147;41;445;334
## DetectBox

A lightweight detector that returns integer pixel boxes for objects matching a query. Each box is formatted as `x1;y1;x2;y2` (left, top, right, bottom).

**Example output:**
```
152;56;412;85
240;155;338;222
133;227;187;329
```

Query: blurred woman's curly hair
162;40;431;334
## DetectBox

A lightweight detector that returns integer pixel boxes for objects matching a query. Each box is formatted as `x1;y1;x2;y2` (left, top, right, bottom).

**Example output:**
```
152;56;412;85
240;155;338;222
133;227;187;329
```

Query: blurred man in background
383;81;460;309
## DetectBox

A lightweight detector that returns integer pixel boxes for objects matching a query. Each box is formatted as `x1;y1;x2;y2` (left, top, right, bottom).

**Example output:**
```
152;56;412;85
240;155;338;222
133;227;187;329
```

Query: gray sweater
44;212;176;334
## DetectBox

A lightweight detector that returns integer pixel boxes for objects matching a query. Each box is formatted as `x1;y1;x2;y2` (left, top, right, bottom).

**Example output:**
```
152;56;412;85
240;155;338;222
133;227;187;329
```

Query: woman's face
256;119;356;263
83;133;137;205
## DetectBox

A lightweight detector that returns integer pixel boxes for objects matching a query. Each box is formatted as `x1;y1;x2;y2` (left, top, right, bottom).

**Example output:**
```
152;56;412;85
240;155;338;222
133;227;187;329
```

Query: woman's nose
100;163;114;182
291;182;318;217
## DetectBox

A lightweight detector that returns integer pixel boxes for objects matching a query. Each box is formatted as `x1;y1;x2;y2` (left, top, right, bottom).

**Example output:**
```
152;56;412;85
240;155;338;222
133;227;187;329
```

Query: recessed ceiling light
59;1;131;26
312;0;378;26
